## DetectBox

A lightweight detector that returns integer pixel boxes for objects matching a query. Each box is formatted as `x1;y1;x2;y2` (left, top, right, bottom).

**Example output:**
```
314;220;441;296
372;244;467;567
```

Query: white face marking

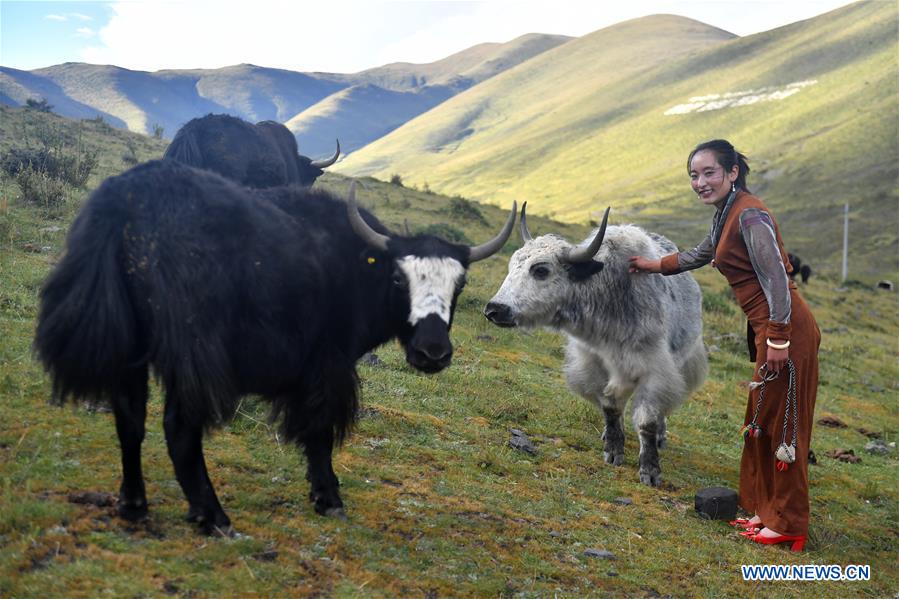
398;256;465;325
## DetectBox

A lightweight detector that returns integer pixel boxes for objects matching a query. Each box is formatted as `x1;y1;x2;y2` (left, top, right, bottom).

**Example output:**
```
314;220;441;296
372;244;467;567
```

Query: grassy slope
1;107;896;597
287;34;572;157
336;3;898;282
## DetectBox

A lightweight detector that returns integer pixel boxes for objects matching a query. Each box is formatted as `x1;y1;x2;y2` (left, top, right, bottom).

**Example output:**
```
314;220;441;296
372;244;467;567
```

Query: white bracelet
766;339;790;350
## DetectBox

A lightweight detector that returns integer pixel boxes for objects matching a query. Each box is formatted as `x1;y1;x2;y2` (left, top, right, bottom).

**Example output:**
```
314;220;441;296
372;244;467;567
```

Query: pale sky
1;0;860;73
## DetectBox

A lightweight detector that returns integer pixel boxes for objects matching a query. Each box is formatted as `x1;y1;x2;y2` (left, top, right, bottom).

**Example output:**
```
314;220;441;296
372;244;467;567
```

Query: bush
445;196;487;225
389;174;403;187
14;165;72;210
25;97;53;113
418;223;471;244
152;123;165;139
1;146;98;189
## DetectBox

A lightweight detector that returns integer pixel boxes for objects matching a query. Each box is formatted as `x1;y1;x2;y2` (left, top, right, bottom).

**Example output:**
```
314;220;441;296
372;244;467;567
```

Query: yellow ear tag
367;257;376;264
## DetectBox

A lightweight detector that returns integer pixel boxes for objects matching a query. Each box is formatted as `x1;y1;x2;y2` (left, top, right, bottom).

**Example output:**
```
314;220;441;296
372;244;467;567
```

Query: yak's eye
530;264;551;280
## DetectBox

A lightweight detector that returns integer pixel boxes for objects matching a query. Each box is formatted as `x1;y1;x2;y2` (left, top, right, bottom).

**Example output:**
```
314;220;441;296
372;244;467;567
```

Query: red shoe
750;532;807;552
730;518;762;530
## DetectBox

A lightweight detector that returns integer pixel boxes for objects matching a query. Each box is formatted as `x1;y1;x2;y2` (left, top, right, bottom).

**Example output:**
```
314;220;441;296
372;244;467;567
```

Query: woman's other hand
766;344;789;373
629;256;662;274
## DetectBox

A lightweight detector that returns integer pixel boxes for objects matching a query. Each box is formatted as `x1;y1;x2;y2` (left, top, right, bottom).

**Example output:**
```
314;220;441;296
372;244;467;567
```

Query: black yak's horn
567;207;610;263
468;201;517;263
311;139;340;169
346;181;390;251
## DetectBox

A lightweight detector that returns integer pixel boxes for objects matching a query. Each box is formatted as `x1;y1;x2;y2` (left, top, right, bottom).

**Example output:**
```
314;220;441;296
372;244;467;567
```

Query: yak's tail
163;125;203;167
33;198;140;404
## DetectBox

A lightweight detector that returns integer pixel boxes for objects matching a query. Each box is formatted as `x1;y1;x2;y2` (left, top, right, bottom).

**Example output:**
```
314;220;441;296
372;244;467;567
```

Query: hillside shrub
1;146;98;189
389;174;404;187
445;196;487;225
25;97;53;113
418;223;471;245
152;123;165;139
14;165;71;210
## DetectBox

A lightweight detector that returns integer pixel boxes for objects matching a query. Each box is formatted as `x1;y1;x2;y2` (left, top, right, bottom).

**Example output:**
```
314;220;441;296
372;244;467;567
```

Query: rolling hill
286;33;572;156
336;2;898;281
0;33;569;159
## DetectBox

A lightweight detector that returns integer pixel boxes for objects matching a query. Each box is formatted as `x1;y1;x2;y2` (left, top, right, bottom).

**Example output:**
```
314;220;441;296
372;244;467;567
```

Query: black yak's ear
565;260;604;281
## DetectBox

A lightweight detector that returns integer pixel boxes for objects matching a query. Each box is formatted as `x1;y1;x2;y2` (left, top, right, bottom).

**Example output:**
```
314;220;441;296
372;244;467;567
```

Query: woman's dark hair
688;139;751;192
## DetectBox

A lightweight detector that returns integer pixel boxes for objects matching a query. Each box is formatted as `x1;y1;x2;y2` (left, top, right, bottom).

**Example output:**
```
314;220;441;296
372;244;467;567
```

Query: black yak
787;253;812;284
34;160;515;534
163;114;339;188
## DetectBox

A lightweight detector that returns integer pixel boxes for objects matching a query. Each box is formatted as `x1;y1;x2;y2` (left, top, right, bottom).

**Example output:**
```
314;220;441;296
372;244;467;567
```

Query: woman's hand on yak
628;256;661;274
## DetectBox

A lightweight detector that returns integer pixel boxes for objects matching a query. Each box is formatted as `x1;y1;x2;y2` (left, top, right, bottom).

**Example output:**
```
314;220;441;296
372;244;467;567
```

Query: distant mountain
0;33;570;159
336;3;898;280
286;33;572;156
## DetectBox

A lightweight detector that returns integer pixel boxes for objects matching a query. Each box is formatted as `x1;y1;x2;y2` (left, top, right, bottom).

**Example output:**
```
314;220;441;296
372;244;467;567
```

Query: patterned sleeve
660;234;713;275
739;208;792;337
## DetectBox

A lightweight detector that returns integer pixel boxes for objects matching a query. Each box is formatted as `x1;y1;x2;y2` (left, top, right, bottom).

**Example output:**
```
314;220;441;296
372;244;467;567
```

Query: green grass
337;2;899;283
1;106;897;597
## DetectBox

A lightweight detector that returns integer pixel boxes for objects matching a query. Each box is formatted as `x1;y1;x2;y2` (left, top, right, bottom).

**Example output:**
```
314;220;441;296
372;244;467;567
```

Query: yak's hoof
324;507;348;520
117;500;148;522
639;470;662;487
604;452;624;466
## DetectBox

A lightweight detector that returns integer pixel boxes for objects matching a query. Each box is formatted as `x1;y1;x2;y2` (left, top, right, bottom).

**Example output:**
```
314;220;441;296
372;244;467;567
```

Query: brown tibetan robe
660;190;820;536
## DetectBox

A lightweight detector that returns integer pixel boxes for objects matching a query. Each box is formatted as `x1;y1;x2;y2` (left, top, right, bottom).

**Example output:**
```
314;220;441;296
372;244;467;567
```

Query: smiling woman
628;139;821;552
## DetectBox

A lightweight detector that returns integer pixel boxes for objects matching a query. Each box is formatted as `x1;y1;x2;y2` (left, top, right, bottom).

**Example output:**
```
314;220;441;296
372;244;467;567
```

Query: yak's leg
656;416;668;450
601;406;626;466
563;339;627;465
163;400;231;535
112;367;149;521
631;360;685;487
304;428;345;519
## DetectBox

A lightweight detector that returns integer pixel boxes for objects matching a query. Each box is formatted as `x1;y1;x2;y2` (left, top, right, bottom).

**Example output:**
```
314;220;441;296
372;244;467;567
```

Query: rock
583;548;616;560
864;440;891;455
824;448;862;463
818;415;847;428
508;430;537;455
476;334;495;341
359;352;382;366
68;491;116;506
549;530;562;538
613;497;633;506
857;427;881;439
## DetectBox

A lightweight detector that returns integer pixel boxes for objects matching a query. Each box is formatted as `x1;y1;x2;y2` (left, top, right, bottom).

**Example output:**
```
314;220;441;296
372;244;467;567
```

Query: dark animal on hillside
485;205;707;486
34;160;515;534
163;114;339;188
787;253;812;284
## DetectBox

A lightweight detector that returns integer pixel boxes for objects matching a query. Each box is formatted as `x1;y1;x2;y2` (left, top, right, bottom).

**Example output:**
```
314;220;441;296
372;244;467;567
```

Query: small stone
359;352;382;366
510;428;526;437
476;334;495;341
509;433;537;455
607;571;619;577
613;497;633;506
818;416;847;428
865;440;891;455
549;530;562;538
583;548;616;560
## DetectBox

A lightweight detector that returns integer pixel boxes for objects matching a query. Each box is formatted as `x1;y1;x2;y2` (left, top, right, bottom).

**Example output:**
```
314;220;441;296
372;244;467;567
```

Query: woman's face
690;150;738;206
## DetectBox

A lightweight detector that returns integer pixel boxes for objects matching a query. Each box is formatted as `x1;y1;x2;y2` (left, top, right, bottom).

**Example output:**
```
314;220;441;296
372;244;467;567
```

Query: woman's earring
731;182;736;193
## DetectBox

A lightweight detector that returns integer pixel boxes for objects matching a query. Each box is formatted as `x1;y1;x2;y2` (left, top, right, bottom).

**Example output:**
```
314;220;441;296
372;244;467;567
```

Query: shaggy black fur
163;114;331;188
34;160;472;533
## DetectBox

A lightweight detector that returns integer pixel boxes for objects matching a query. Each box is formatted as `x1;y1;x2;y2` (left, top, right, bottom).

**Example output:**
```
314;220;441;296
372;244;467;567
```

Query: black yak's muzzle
406;314;453;373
